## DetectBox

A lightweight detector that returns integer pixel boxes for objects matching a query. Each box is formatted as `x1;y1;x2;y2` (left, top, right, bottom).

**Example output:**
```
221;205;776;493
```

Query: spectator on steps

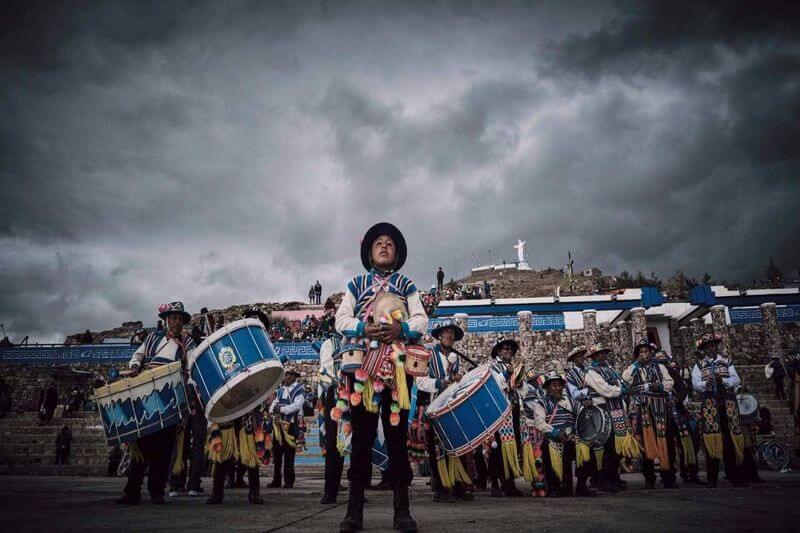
437;267;444;292
308;285;315;305
81;329;93;344
55;425;72;465
314;280;322;305
765;355;787;401
38;381;59;425
66;385;84;416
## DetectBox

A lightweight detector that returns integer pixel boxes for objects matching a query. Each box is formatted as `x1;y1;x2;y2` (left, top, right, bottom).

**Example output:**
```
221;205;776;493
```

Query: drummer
565;347;591;404
691;333;747;488
334;222;427;533
268;369;305;490
528;368;597;497
622;340;679;490
583;343;637;494
205;307;272;505
487;339;524;498
416;319;473;503
116;301;196;505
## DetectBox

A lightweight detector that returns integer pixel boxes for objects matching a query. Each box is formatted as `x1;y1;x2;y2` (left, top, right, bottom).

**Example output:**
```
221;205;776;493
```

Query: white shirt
621;362;674;393
692;355;741;392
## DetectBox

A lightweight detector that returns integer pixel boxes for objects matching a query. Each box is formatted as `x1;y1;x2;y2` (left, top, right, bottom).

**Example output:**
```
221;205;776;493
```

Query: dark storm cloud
1;0;799;341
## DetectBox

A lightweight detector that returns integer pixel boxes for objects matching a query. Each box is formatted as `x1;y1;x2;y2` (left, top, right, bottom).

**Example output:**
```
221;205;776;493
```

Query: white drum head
206;360;285;423
427;364;491;417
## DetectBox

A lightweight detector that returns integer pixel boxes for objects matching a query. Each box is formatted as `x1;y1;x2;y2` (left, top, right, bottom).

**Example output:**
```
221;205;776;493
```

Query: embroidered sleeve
335;289;364;337
402;290;428;341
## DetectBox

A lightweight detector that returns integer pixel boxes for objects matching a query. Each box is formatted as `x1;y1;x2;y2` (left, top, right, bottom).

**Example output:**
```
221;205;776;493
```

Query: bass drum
737;393;759;425
575;405;612;448
758;440;790;471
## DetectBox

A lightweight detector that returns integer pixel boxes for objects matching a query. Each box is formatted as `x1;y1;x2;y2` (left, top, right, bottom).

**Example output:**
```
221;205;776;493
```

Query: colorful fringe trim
548;441;564;482
576;441;591;468
521;441;540;483
615;432;641;459
171;425;185;475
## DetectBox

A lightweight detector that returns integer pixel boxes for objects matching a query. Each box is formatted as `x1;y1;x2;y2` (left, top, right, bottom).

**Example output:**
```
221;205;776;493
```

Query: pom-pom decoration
389;412;401;426
355;369;368;382
350;392;362;406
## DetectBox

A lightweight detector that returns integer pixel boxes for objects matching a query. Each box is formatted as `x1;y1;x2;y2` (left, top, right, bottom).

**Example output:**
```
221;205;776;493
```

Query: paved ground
3;471;800;532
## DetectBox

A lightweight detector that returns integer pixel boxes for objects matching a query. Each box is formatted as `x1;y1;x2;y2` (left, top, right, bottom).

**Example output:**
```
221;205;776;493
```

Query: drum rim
426;364;492;417
576;405;612;446
204;359;285;423
442;403;511;456
189;318;268;369
737;393;759;416
95;360;183;401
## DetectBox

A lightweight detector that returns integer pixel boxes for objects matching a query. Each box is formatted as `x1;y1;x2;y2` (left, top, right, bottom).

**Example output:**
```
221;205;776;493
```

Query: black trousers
348;374;413;487
55;449;69;465
600;431;621;485
641;419;677;484
323;386;345;496
473;448;488;489
169;413;207;491
487;404;521;484
272;423;297;485
124;425;177;498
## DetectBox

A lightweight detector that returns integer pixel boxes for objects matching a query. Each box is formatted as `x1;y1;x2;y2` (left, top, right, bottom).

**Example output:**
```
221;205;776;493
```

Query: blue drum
95;361;188;445
189;318;285;423
426;364;510;456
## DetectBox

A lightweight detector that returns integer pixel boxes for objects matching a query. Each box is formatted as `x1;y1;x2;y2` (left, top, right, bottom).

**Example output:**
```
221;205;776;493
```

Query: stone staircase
0;411;109;476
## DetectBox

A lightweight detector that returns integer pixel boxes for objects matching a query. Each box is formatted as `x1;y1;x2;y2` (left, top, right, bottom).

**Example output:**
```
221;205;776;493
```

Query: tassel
548;441;564;482
732;432;745;466
437;456;453;489
642;426;659;461
656;435;671;469
594;449;604;468
393;349;411;410
363;379;378;414
501;439;522;480
522;441;538;483
449;455;472;485
171;426;186;475
703;433;724;461
128;441;144;464
576;441;591;468
681;436;696;466
238;426;258;468
616;433;641;459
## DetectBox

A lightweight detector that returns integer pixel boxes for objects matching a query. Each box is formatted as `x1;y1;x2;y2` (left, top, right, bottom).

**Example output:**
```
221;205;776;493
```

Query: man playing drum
116;301;196;505
415;319;473;503
584;343;638;493
487;339;524;498
622;340;679;490
528;369;597;497
335;222;427;533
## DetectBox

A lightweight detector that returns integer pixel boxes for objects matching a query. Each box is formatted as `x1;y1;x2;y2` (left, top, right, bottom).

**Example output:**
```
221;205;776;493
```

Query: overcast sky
1;1;799;342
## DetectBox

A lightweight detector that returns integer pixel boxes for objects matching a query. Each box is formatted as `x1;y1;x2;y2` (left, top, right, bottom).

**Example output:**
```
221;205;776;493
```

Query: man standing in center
335;222;428;533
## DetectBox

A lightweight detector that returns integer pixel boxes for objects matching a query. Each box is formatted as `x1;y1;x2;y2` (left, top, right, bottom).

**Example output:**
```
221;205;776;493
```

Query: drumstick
449;347;478;369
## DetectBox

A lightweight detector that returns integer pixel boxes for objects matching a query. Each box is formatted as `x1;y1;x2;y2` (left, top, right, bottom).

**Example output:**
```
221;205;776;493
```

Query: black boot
490;478;503;497
248;468;264;504
392;484;418;533
206;463;226;504
339;482;365;533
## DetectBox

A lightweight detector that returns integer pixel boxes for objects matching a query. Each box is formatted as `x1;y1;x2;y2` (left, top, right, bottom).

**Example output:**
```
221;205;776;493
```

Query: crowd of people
16;221;798;533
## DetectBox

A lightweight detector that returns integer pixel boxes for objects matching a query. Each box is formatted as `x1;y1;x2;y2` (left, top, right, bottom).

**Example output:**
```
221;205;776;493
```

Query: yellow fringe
548;441;564;482
576;441;591;468
209;427;238;464
615;433;641;459
681;436;696;466
522;442;539;482
437;457;453;489
703;433;724;461
732;432;745;466
502;439;522;480
128;441;144;463
363;378;378;414
171;426;185;475
393;352;411;410
449;455;472;485
238;426;258;468
594;449;604;468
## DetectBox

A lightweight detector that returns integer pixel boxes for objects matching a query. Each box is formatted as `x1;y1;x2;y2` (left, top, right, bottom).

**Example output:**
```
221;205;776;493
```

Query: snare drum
426;364;510;456
575;405;612;448
189;318;285;423
95;361;188;446
404;345;432;377
737;393;759;425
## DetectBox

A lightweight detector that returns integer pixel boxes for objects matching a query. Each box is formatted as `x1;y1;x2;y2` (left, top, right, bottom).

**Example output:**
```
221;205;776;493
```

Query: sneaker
188;490;203;497
168;491;180;498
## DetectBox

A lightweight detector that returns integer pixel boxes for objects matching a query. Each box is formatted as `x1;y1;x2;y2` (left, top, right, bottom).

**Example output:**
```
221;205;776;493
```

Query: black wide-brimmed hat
491;339;519;359
285;369;301;378
632;339;656;359
567;346;587;362
360;222;407;272
587;343;612;358
244;307;270;328
696;333;723;350
540;369;566;387
431;319;464;341
158;302;192;323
